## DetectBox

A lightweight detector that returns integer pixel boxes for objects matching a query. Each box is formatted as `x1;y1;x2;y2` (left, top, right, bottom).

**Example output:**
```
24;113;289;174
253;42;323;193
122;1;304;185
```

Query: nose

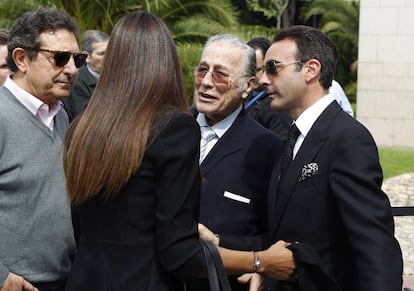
63;56;80;76
258;70;270;87
200;70;214;87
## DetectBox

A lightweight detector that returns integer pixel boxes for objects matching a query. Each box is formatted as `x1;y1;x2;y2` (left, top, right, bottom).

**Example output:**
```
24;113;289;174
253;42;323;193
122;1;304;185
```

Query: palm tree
300;0;359;102
301;0;359;46
0;0;241;98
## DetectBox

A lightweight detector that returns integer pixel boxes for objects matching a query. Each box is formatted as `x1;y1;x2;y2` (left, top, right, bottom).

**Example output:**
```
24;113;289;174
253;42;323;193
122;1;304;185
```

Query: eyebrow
198;61;229;71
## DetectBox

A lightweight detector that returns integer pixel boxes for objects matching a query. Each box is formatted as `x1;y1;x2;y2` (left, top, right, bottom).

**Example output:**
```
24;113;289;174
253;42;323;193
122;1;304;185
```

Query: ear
12;48;29;73
242;77;255;99
303;59;321;83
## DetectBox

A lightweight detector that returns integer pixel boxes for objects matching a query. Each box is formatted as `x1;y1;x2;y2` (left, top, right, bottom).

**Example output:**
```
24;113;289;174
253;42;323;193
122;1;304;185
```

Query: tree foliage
301;0;359;102
245;0;290;28
301;0;359;46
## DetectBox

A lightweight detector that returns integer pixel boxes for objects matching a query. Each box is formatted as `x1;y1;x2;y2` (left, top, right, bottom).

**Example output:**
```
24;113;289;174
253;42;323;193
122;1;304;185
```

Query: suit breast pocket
213;190;258;235
223;191;251;204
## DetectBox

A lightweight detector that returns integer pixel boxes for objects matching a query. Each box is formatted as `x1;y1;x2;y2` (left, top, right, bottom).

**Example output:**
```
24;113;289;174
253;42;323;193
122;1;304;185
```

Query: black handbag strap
201;240;232;291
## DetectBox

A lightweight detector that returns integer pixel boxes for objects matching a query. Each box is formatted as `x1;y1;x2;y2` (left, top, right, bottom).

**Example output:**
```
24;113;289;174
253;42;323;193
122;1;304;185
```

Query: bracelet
252;251;261;272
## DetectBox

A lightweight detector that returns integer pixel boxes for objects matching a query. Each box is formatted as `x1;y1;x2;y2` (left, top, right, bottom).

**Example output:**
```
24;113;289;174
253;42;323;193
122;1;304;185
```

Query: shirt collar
86;65;99;79
4;76;63;119
295;94;335;138
196;104;242;138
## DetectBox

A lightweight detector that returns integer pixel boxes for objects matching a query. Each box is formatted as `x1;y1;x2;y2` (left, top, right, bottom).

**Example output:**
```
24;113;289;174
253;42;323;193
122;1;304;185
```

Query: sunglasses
38;48;88;68
263;60;304;76
194;65;247;86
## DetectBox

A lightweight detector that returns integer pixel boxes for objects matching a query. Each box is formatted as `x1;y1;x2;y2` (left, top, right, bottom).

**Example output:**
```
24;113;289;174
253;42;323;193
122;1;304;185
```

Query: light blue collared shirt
196;104;243;158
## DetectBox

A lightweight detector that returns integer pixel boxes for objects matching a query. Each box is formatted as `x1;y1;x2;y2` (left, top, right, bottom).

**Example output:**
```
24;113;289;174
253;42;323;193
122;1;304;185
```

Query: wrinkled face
86;40;108;74
16;29;81;105
194;42;251;125
0;45;9;85
259;39;306;116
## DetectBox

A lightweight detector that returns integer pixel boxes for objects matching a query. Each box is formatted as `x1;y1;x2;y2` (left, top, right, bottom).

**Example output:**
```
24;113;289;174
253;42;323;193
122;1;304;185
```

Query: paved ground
382;172;414;289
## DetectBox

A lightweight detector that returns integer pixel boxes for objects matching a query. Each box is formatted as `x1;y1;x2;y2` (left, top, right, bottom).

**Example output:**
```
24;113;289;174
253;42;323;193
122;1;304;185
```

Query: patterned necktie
199;126;216;163
279;123;300;181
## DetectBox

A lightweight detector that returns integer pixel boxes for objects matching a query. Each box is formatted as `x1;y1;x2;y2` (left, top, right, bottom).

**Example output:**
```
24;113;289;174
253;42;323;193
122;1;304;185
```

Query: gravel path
382;172;414;289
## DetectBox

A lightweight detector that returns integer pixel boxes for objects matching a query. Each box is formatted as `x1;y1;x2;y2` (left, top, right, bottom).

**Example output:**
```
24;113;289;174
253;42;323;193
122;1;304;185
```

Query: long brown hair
64;11;187;205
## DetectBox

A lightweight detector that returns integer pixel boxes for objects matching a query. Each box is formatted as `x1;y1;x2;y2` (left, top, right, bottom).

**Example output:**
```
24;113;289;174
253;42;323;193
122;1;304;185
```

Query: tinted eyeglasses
194;65;246;86
263;60;305;76
38;48;88;68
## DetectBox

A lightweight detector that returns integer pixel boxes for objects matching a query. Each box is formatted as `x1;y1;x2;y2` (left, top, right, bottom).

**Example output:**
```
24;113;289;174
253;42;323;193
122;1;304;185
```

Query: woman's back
65;113;204;291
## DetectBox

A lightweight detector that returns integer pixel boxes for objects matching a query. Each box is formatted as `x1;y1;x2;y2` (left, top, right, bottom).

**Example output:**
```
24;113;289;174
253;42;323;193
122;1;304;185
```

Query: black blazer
62;65;97;122
246;95;292;142
198;109;281;240
65;113;205;291
186;109;281;291
265;102;403;291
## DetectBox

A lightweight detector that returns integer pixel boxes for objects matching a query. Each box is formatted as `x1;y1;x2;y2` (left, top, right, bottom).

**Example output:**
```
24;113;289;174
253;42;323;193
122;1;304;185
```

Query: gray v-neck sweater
0;87;75;285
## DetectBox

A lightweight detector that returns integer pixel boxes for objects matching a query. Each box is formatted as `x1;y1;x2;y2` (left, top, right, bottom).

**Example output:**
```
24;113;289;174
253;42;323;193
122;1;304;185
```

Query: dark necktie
279;123;300;181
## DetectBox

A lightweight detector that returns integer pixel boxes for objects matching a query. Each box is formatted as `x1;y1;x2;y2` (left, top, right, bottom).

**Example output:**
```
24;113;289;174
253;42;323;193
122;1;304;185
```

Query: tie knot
201;126;216;142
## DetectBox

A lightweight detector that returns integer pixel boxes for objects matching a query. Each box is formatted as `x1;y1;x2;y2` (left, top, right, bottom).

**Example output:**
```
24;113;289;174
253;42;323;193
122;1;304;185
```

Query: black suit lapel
200;110;246;174
268;102;342;239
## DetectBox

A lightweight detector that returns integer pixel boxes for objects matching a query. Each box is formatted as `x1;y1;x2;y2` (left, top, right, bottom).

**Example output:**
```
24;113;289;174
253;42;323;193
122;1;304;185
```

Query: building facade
358;0;414;148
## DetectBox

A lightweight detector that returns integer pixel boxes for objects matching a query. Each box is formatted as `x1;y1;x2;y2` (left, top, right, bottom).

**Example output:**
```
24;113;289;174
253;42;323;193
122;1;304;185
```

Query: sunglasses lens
266;61;278;75
74;53;88;68
54;52;71;67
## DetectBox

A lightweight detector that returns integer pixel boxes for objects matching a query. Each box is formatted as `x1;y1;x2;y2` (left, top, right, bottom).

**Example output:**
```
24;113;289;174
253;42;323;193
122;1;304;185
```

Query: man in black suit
187;34;282;291
63;30;109;121
254;25;403;291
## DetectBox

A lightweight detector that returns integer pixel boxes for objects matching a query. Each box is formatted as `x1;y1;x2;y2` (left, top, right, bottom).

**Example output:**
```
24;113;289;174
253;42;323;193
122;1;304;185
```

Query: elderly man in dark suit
187;34;282;291
255;25;403;291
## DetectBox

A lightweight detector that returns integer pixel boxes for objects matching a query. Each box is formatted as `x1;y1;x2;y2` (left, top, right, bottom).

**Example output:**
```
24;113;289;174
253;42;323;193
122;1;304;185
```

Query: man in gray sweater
0;8;87;291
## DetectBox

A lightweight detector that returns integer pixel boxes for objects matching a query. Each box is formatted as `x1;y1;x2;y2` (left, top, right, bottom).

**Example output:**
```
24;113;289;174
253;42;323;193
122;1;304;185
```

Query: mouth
57;81;71;89
267;91;279;99
198;92;217;101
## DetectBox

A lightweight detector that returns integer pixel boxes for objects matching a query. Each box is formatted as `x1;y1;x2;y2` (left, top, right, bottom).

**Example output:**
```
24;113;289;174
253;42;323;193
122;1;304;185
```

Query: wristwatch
253;251;261;272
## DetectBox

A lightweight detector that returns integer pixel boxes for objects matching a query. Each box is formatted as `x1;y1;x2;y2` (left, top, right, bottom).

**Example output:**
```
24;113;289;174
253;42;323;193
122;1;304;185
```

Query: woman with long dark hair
63;11;205;290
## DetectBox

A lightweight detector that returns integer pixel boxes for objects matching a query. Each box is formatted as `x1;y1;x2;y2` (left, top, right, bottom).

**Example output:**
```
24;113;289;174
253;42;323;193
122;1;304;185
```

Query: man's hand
198;223;219;245
0;272;38;291
238;273;263;291
258;240;296;281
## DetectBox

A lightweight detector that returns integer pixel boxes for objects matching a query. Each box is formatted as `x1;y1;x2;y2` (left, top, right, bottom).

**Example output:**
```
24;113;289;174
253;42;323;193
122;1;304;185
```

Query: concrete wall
357;0;414;148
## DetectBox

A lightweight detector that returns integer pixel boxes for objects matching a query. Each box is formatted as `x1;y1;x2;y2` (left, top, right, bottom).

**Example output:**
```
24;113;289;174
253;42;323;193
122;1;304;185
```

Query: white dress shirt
293;94;335;158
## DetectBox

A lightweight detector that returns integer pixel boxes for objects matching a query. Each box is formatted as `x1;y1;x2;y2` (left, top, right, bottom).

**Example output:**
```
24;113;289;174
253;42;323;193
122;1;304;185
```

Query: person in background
257;25;402;291
246;37;292;141
63;29;109;121
186;34;282;291
329;79;354;116
0;7;86;291
0;29;10;85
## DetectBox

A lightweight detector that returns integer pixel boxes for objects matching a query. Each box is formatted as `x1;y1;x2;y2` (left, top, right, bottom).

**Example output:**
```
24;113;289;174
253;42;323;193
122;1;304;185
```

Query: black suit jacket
65;113;205;291
187;109;281;291
246;94;292;142
63;65;97;122
198;109;281;239
265;102;403;291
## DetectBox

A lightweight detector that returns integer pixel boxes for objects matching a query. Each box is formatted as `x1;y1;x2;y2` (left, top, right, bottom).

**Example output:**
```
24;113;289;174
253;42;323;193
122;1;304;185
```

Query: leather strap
201;240;231;291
